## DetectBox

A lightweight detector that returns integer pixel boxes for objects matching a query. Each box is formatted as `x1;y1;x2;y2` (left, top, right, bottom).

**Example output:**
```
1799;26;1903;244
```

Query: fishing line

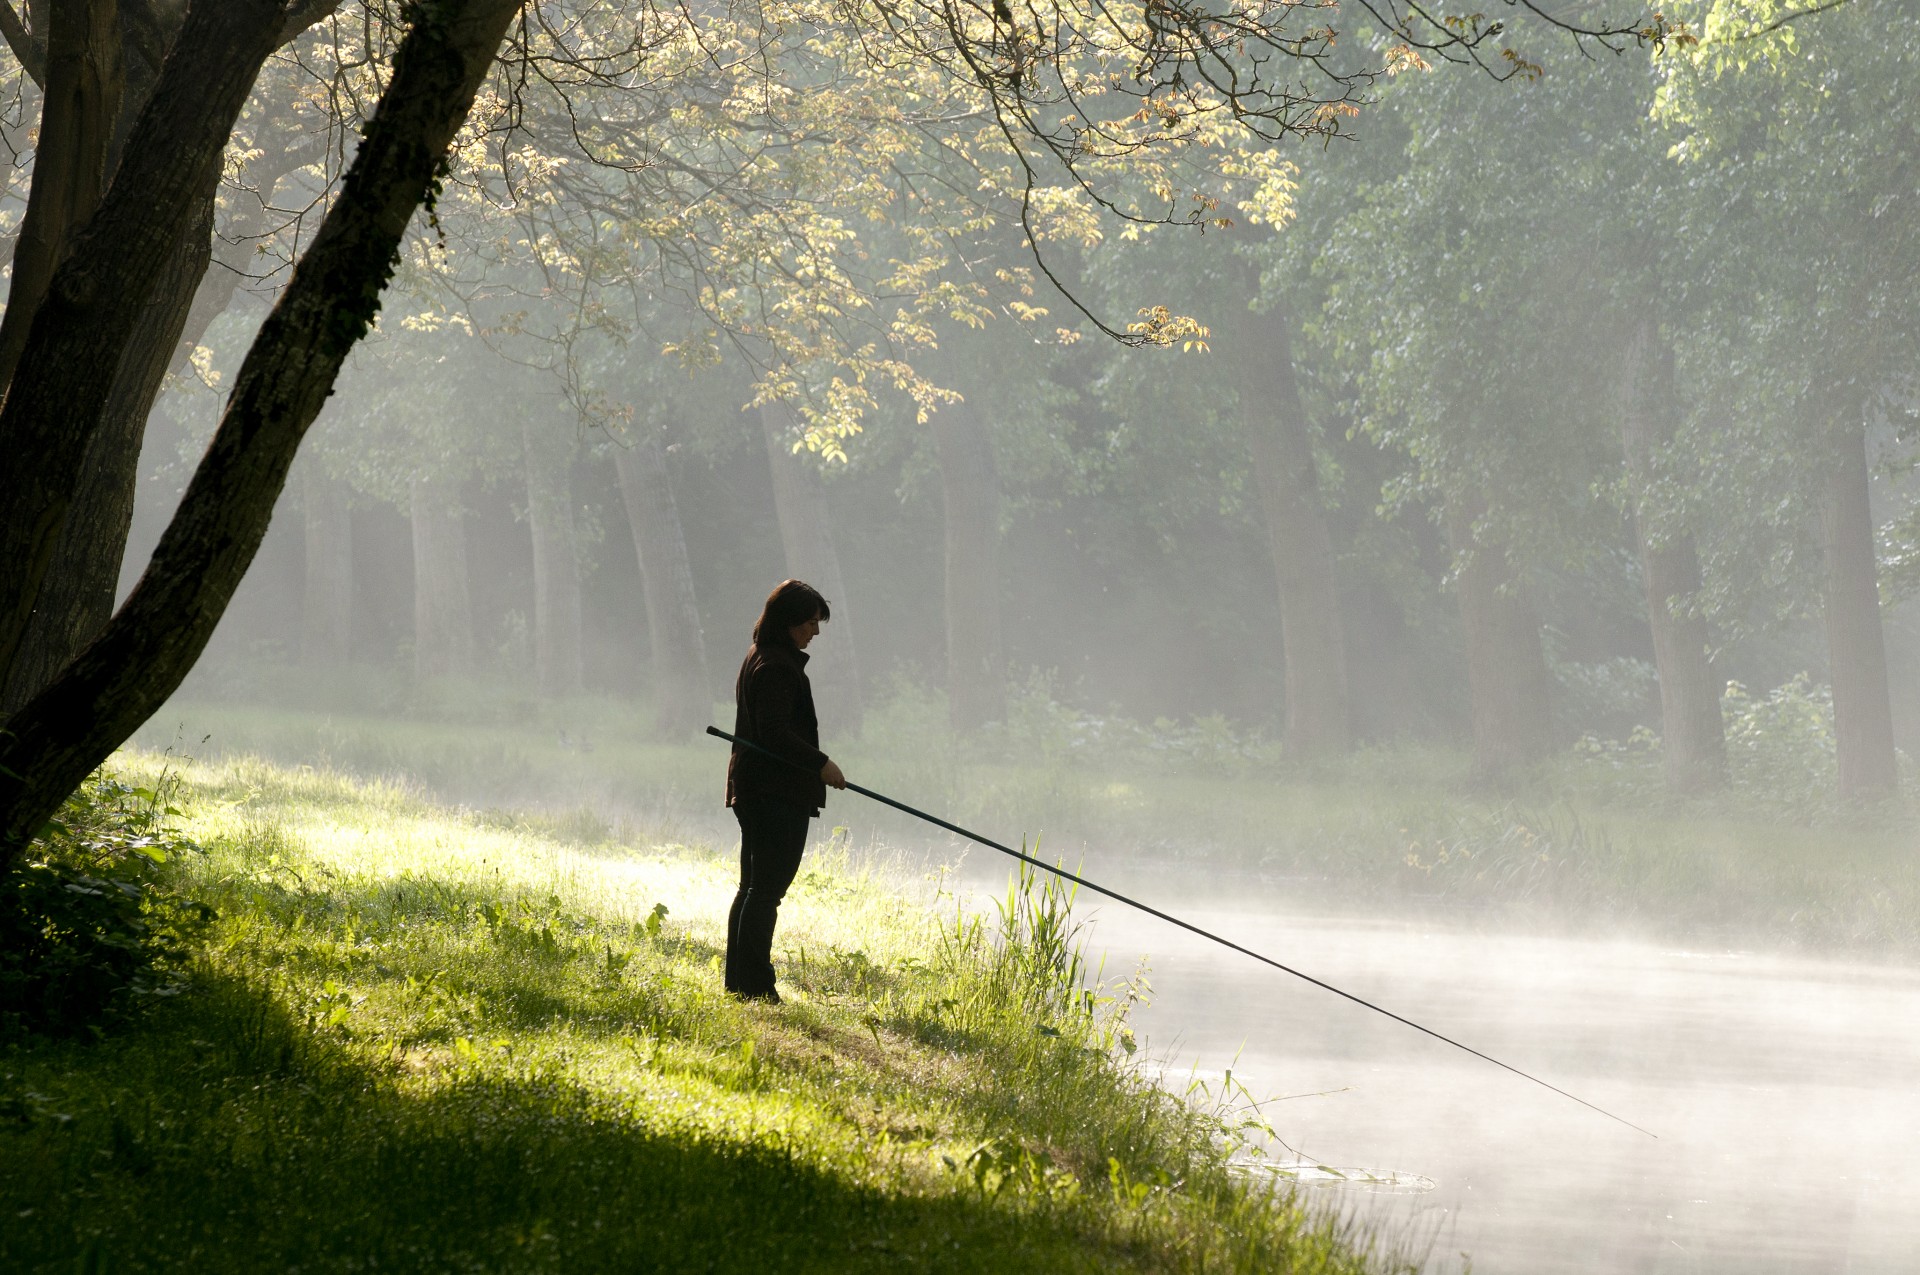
708;725;1656;1139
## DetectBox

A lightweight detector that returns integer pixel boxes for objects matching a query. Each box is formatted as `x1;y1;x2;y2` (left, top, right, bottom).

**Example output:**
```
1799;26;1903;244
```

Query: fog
79;2;1920;1270
1080;901;1920;1273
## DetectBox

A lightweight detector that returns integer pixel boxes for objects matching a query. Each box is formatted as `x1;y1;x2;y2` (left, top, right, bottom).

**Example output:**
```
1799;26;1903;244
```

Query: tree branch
118;0;169;72
1729;0;1853;40
276;0;343;47
0;0;46;86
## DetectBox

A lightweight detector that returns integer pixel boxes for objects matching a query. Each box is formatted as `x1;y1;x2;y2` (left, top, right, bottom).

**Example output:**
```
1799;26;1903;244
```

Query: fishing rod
710;724;1654;1139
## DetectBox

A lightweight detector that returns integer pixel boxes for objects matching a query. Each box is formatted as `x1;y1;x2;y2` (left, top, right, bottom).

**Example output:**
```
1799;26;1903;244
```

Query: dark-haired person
723;578;848;1002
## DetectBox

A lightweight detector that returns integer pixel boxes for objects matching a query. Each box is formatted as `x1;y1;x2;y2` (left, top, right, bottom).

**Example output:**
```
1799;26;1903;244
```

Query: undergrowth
0;752;1404;1274
1;772;212;1038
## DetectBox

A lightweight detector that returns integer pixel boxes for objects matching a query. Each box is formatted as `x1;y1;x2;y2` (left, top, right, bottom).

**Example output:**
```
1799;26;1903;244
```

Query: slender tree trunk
0;0;529;871
612;428;711;735
0;189;215;712
1446;497;1555;779
1230;305;1350;756
409;472;473;681
759;402;864;735
300;462;353;668
1821;413;1898;796
522;417;583;696
930;395;1005;732
1619;317;1724;792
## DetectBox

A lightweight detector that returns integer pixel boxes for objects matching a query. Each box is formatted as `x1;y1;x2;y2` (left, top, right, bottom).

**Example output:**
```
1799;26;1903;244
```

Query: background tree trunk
1447;497;1555;779
300;461;353;668
1620;317;1724;792
612;428;711;735
759;402;864;735
409;472;474;682
522;417;583;696
930;394;1005;732
1231;304;1350;756
1821;413;1898;796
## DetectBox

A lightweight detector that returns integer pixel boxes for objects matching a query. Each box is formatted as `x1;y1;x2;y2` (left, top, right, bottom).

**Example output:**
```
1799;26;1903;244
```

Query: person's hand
821;758;847;790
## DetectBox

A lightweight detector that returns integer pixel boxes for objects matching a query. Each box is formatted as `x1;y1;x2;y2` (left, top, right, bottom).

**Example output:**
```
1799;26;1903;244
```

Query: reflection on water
1075;901;1920;1274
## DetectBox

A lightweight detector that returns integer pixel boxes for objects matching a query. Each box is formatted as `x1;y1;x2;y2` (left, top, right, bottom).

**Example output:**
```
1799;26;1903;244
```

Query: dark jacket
726;640;828;814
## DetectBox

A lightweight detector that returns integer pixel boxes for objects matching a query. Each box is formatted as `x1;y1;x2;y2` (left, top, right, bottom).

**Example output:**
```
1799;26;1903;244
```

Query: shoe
731;987;781;1005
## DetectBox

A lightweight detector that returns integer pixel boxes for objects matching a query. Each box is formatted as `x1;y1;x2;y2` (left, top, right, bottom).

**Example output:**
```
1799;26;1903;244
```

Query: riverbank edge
0;749;1409;1274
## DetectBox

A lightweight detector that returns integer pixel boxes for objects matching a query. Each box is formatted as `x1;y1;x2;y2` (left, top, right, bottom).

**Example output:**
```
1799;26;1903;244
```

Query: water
1072;900;1920;1273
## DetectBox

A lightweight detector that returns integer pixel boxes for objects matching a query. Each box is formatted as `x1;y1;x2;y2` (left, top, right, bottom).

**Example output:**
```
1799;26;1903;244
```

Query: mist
42;1;1920;1271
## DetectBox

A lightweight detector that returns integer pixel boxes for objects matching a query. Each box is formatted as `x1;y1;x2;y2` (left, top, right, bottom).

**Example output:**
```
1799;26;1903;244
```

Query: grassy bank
1;751;1402;1274
132;686;1920;953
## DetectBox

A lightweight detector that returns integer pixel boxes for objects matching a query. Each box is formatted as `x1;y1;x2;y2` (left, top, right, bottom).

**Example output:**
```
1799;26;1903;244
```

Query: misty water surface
1068;897;1920;1274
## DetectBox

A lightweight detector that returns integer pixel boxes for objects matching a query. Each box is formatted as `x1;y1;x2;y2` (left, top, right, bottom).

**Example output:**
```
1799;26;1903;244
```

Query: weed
1;772;213;1038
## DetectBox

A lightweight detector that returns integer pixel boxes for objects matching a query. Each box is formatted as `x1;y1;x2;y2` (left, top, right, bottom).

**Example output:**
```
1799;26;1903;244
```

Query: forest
1;1;1915;1272
47;0;1917;804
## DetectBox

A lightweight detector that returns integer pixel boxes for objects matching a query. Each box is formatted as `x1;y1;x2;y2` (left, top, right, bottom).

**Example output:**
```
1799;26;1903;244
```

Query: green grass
134;687;1920;953
0;752;1405;1274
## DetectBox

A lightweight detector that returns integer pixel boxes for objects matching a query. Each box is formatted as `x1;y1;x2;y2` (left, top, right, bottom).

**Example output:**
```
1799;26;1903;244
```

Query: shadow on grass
1;976;1154;1275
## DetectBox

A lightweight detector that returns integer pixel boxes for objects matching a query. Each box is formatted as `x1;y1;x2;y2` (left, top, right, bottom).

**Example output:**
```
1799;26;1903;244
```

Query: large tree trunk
300;462;353;668
1619;317;1724;792
612;427;711;735
0;189;215;712
1447;497;1555;779
409;472;474;682
1821;413;1898;796
522;416;583;696
0;0;285;690
0;51;330;708
1230;305;1350;756
0;0;529;871
930;394;1005;732
0;0;122;390
759;402;864;735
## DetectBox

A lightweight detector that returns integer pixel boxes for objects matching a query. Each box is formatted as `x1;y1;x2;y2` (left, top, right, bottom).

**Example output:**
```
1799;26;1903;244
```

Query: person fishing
723;578;847;1002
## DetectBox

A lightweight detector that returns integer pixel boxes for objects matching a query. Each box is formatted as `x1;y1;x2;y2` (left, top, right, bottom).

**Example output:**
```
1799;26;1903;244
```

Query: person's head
753;579;831;649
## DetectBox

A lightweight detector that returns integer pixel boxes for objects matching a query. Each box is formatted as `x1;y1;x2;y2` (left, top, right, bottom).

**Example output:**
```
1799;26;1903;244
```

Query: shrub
1721;674;1838;806
0;772;212;1038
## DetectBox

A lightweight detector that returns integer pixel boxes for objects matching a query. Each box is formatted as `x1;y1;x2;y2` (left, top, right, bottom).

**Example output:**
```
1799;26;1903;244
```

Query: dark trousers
726;797;811;995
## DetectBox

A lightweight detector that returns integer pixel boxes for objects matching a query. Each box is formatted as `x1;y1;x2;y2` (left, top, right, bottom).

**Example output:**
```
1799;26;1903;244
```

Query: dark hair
752;579;831;645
